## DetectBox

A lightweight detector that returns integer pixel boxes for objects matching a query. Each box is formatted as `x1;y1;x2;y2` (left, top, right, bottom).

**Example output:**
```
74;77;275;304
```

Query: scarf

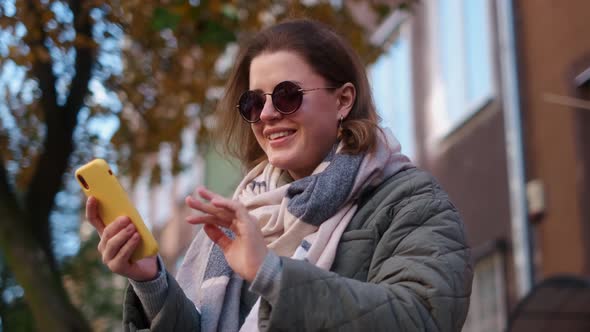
176;129;412;331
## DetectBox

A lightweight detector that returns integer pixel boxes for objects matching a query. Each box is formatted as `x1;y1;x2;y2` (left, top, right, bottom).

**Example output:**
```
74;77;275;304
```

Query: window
370;23;415;160
431;0;495;136
463;251;507;332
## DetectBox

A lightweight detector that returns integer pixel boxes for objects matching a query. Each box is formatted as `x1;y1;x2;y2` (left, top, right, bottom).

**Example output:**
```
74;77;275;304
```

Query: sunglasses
236;80;338;123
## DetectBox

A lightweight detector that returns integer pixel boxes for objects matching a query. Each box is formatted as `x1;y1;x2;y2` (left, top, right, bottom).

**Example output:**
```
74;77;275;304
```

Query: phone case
75;159;158;262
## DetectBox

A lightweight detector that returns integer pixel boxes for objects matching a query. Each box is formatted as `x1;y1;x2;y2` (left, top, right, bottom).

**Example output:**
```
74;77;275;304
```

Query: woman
86;19;472;331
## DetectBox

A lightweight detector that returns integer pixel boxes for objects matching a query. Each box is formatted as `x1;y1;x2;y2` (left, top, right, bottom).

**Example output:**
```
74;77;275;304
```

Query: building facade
371;0;590;330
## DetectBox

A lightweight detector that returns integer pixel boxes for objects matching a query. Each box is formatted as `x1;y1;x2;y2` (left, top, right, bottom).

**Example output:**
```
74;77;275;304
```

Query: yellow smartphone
75;159;158;262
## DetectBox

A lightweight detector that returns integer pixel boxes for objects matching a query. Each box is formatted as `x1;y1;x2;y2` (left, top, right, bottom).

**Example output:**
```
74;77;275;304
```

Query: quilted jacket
123;167;473;331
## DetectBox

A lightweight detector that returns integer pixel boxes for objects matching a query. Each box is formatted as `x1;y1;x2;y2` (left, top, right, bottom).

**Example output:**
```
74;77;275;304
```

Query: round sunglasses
236;80;338;123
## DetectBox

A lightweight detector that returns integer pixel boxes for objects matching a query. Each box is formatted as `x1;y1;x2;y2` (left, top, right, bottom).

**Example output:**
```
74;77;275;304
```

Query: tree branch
25;0;59;114
0;159;91;331
65;0;95;123
23;0;95;268
1;144;89;331
20;0;63;269
0;154;19;211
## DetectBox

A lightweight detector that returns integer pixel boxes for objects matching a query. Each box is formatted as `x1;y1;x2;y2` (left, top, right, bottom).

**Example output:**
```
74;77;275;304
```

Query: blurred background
1;0;589;331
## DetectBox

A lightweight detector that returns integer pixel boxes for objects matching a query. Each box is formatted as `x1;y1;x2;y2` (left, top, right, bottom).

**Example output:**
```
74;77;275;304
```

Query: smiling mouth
267;130;296;141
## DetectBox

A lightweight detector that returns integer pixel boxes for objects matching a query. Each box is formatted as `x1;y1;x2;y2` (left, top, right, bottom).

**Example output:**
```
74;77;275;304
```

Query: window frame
369;20;416;160
462;249;508;332
427;0;497;139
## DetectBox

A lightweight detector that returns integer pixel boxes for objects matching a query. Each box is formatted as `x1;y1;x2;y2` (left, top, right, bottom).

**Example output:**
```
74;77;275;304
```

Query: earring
337;114;344;138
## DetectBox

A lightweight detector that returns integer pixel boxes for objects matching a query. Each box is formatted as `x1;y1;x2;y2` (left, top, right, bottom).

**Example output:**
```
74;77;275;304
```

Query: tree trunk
0;1;98;329
0;196;92;332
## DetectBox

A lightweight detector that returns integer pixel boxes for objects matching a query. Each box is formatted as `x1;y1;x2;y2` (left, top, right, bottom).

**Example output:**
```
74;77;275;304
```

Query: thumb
203;224;232;251
86;196;105;236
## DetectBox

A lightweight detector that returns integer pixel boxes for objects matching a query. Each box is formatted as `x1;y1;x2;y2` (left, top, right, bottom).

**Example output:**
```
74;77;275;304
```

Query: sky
370;35;415;161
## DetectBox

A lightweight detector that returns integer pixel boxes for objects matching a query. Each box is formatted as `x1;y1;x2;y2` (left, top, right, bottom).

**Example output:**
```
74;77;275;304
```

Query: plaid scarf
176;129;411;331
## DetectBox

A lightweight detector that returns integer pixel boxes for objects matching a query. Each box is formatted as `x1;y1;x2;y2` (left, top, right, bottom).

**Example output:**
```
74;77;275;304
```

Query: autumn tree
0;0;412;330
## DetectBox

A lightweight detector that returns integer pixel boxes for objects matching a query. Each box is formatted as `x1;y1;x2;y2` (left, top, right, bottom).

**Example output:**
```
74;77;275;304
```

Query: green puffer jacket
124;167;473;331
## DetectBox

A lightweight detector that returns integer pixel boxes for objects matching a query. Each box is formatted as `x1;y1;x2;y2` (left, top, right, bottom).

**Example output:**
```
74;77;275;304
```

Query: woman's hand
86;197;158;282
185;187;268;282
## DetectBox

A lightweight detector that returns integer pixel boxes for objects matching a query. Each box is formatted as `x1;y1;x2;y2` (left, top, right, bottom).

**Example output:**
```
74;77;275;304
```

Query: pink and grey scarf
176;129;412;331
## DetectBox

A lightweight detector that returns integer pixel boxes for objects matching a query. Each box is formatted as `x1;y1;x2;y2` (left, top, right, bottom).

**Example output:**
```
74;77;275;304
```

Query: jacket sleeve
257;197;473;332
123;271;201;332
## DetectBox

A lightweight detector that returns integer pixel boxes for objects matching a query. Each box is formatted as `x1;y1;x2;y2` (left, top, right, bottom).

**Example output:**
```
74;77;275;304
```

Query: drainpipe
497;0;534;298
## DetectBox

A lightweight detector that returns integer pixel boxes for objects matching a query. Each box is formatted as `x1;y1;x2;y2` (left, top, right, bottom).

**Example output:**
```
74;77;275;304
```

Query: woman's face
248;51;341;179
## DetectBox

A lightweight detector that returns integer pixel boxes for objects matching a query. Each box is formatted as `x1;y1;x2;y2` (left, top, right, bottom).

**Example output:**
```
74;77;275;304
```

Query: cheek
299;118;338;162
251;125;262;139
251;127;266;148
305;112;338;140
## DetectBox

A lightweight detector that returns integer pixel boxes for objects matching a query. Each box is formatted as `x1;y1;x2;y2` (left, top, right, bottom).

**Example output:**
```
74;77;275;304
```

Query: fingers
106;232;141;273
185;196;224;216
196;186;233;209
195;186;218;201
86;196;105;236
97;216;131;253
186;214;232;228
185;187;235;221
86;197;151;279
203;224;232;251
210;197;240;212
186;186;256;229
98;219;142;273
102;222;137;263
211;198;253;224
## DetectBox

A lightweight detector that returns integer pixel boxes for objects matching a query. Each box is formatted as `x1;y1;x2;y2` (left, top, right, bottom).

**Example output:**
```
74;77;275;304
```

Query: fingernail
127;224;135;232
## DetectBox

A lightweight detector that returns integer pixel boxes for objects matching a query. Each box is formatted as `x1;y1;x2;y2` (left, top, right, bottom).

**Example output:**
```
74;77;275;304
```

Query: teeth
268;131;293;140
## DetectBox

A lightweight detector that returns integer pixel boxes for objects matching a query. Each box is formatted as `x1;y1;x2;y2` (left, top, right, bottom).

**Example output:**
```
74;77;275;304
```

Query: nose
259;94;282;122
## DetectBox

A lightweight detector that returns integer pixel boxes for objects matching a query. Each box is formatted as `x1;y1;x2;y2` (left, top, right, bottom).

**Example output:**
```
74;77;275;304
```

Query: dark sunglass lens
273;81;302;114
238;91;264;122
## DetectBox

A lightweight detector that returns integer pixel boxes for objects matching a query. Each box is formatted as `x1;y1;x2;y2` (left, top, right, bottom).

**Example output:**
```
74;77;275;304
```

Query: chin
267;149;301;168
267;155;292;170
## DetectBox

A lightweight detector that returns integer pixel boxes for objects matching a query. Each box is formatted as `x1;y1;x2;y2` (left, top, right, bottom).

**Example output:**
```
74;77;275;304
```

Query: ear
336;82;356;119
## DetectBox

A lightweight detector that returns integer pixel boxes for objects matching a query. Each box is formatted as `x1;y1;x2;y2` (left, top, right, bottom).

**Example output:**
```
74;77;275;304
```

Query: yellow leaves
3;0;411;189
73;35;98;50
40;10;55;26
32;45;51;63
166;3;194;17
8;46;26;63
15;155;38;190
0;16;18;29
0;131;9;160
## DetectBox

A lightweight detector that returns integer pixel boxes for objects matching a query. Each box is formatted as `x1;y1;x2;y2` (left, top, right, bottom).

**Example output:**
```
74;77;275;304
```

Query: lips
263;128;297;141
267;130;296;140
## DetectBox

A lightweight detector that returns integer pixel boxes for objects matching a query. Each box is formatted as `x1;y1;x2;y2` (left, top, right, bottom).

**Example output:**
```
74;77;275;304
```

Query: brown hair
215;18;380;170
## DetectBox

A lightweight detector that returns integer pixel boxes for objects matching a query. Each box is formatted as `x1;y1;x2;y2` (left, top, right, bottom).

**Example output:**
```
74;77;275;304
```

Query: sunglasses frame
236;81;339;123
